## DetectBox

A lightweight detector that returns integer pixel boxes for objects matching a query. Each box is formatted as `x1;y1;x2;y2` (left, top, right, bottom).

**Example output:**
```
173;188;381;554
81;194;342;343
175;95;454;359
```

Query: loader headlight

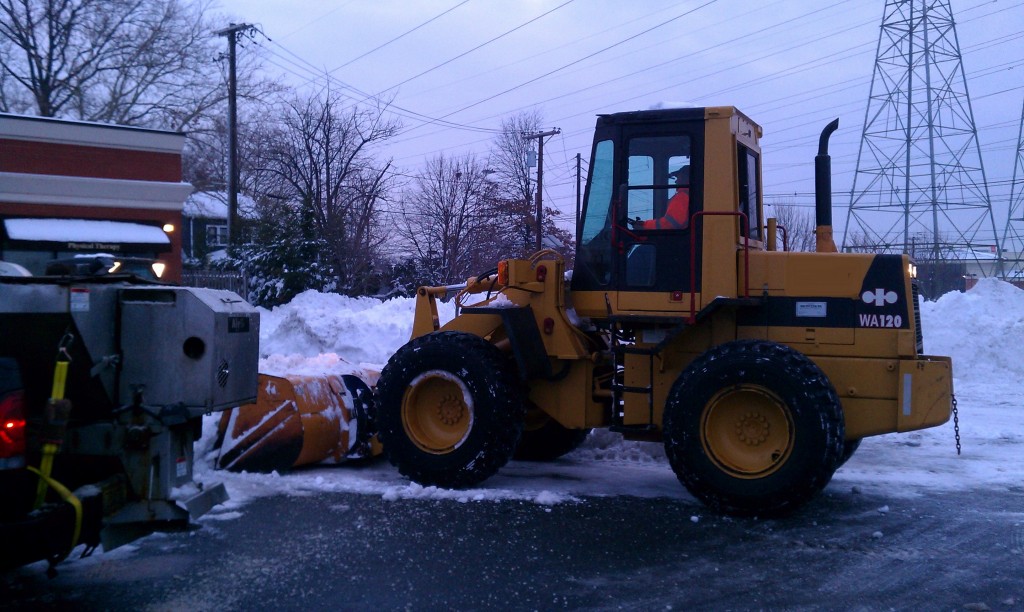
908;263;918;279
151;262;166;278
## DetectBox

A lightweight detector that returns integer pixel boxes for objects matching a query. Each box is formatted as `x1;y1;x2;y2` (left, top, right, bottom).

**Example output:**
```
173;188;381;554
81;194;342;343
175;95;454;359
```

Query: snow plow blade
214;373;379;472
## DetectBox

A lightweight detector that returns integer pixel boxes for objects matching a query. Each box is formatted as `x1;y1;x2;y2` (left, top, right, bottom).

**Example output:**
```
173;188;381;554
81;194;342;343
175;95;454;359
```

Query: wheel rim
401;370;474;454
700;384;794;478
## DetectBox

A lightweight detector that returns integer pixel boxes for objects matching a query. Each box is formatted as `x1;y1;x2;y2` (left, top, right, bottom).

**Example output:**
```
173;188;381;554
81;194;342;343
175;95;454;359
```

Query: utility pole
575;152;582;228
214;23;254;248
527;128;560;251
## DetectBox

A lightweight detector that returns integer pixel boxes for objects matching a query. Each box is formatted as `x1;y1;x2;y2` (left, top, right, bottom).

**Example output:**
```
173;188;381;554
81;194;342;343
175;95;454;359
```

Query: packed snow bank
833;279;1024;496
252;278;1024;389
195;279;1023;511
258;290;456;368
920;278;1024;384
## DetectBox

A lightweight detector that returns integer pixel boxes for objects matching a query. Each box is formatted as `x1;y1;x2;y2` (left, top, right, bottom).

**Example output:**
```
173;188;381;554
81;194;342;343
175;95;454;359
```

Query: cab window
580;139;614;243
576;138;615;285
738;145;762;241
626;135;691;227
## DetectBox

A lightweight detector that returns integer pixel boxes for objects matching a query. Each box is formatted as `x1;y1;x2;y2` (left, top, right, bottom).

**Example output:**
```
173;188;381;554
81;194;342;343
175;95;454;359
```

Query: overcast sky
212;0;1024;246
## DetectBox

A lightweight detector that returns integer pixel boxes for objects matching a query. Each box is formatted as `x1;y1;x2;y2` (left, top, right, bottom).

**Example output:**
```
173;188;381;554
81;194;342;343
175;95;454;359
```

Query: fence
181;270;247;296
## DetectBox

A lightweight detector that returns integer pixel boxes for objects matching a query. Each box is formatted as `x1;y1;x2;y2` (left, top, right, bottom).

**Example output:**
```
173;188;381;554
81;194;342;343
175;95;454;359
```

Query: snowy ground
192;278;1024;516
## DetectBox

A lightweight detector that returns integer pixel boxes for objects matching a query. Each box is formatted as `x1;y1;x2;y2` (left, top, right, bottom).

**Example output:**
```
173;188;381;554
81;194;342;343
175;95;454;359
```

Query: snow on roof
964;249;999;261
647;101;698;110
184;191;257;220
922;246;1001;261
0;261;32;276
4;218;170;244
0;111;185;153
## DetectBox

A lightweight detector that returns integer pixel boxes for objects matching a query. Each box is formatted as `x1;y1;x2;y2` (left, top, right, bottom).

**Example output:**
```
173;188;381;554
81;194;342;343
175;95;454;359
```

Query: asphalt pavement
2;484;1022;610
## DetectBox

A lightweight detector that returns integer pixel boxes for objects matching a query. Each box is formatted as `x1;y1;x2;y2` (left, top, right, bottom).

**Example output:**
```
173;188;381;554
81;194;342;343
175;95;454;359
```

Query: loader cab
571;106;764;318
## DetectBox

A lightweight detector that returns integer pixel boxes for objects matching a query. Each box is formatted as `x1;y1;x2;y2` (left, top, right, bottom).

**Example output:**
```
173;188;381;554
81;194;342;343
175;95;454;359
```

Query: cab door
615;122;704;312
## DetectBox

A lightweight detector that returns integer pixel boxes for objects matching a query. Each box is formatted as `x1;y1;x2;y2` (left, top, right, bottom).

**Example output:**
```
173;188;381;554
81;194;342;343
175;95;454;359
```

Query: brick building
0;113;192;281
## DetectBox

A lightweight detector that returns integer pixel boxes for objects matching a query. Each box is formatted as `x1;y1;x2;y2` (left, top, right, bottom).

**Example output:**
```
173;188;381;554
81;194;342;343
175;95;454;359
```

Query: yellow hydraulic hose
27;465;82;553
34;355;69;508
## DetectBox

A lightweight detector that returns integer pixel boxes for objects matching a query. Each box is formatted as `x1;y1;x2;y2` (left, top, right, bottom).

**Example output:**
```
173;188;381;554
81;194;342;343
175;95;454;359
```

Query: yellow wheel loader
376;107;954;516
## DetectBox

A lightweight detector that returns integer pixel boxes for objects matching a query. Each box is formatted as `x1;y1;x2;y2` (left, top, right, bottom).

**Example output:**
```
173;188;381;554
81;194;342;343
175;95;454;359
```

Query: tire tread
663;339;845;516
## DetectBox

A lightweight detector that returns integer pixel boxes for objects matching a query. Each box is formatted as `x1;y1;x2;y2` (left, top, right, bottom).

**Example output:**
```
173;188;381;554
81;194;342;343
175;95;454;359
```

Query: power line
237;0;1022;220
378;0;578;95
294;0;1016;172
475;0;1020;143
464;0;863;120
396;0;709;101
430;0;721;121
261;40;501;134
375;0;731;149
275;0;359;40
371;1;880;154
327;0;473;74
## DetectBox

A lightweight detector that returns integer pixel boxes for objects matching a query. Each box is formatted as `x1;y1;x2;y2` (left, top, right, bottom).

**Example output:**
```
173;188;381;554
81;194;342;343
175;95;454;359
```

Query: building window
206;224;228;247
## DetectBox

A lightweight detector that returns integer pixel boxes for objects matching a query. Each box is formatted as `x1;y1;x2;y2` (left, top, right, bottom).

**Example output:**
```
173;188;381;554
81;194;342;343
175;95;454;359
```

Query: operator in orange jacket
637;165;689;230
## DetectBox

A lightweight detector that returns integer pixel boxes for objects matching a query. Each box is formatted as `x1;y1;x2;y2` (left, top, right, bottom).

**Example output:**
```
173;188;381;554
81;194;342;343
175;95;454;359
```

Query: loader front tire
376;331;525;488
663;340;844;517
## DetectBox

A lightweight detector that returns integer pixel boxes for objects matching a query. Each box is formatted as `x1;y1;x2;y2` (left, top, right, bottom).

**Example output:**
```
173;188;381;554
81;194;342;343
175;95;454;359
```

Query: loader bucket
214;373;378;473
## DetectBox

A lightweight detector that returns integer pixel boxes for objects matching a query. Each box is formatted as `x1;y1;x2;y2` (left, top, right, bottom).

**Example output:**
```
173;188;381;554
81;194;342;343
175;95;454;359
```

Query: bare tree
397;153;503;286
487;109;576;260
490;110;543;256
0;0;229;129
768;200;816;252
183;99;284;194
181;35;285;191
257;90;400;295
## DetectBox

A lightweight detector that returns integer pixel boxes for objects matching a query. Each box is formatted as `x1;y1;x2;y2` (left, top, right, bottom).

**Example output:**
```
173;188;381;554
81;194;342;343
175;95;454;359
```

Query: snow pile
572;429;666;463
194;279;1023;513
920;278;1024;383
252;280;1024;384
258;290;456;368
258;352;369;379
836;279;1024;496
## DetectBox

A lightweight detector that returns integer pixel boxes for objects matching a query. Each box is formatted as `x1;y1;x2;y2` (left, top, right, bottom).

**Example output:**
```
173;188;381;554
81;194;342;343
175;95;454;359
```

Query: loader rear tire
376;331;525;489
838;438;862;467
513;408;590;461
663;340;844;517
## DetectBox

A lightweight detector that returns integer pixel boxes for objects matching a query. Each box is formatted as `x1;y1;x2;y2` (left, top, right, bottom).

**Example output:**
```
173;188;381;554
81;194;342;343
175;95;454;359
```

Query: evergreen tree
216;199;333;307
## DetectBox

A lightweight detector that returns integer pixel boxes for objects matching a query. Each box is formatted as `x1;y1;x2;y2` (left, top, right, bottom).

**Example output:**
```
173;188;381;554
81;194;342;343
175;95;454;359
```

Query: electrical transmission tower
843;0;1002;296
1002;99;1024;279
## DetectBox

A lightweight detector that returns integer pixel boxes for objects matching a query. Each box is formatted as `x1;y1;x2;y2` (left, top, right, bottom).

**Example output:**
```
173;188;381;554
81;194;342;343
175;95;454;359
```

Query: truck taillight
0;390;27;466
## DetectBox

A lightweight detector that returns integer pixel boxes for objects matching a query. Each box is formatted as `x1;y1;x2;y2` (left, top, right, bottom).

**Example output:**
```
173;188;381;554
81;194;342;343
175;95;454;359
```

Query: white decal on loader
862;288;898;307
796;302;827;317
859;313;903;328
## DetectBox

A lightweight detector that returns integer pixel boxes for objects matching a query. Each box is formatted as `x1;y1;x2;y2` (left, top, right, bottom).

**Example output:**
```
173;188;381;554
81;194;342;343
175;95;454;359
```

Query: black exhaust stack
815;118;840;253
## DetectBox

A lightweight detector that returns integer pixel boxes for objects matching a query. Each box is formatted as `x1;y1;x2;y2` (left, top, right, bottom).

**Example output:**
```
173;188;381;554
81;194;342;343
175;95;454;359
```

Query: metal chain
952;393;961;456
